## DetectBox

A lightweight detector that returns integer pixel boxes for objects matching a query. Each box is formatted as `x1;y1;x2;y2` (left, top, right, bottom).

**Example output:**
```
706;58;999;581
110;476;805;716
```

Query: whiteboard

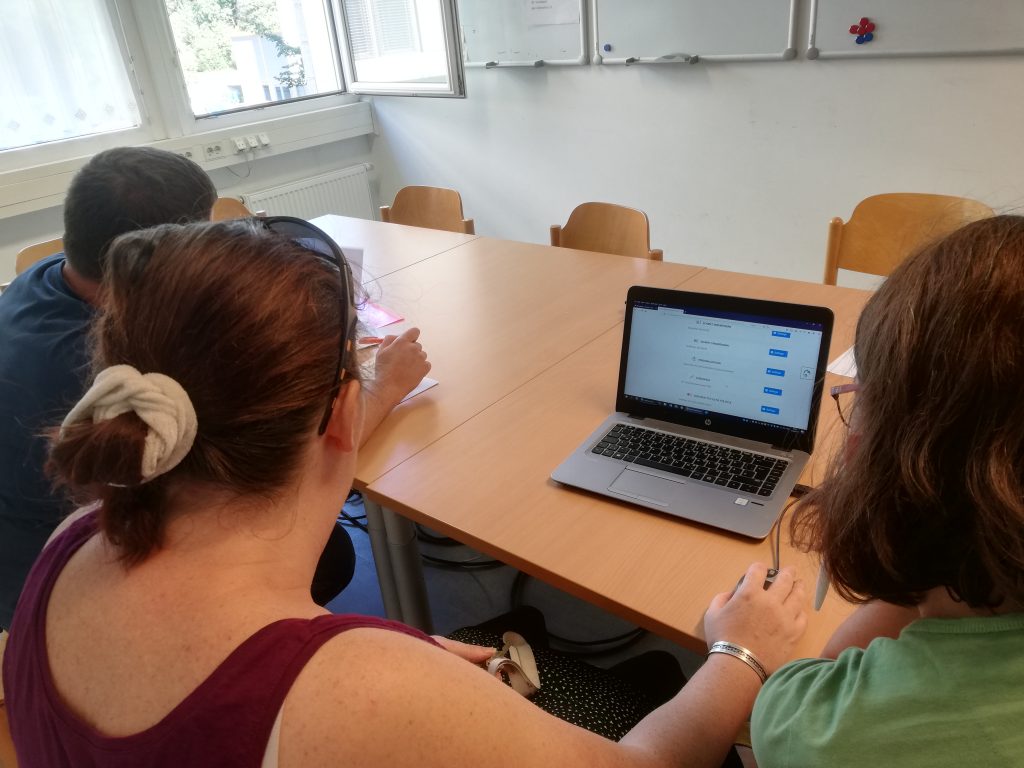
808;0;1024;60
593;0;798;65
458;0;588;67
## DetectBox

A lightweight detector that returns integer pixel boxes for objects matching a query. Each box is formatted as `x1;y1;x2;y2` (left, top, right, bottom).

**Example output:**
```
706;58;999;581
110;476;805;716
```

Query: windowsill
0;100;375;221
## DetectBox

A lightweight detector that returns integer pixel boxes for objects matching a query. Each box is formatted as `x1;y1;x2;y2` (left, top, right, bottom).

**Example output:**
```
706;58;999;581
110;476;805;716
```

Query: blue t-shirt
0;254;94;628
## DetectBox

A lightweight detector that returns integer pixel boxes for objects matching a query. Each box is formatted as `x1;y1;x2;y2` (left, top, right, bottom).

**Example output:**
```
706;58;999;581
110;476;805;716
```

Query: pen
359;336;384;345
814;562;829;611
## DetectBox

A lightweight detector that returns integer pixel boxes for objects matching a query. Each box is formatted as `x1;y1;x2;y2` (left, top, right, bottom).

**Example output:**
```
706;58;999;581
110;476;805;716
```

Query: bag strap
486;631;541;697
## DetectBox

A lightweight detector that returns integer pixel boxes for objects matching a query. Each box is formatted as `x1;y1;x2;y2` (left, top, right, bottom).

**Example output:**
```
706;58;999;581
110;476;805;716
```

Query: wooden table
354;236;703;485
321;226;702;625
312;214;479;279
316;216;872;657
366;265;872;659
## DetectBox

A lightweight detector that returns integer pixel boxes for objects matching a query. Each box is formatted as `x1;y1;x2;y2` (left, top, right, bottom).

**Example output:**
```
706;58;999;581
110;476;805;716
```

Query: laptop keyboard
591;424;789;497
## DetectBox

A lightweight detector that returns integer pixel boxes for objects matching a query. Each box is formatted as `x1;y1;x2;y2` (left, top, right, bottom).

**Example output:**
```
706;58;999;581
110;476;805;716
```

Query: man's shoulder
0;254;91;330
0;254;92;407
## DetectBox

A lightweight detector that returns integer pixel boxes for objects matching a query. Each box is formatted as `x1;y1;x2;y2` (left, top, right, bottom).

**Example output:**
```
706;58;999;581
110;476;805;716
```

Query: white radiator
241;164;374;220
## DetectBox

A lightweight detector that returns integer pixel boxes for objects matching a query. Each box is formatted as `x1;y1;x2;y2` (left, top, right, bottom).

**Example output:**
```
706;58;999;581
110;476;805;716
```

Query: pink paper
358;301;403;328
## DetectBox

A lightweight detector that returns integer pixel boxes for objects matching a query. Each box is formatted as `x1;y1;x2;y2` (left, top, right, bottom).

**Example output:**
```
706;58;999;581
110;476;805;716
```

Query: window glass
342;0;452;85
164;0;344;118
0;0;141;152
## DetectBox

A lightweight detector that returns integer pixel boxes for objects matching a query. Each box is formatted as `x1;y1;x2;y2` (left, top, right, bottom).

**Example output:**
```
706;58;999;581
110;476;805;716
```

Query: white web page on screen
623;304;823;431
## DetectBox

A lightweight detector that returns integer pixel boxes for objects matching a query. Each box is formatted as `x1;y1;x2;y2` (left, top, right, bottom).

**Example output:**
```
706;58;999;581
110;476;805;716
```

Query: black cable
548;626;647;647
549;628;648;658
415;523;462;547
421;553;505;570
339;509;367;532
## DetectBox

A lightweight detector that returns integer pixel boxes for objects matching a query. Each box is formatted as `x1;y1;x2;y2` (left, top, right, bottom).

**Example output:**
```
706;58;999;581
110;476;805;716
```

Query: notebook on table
551;286;834;539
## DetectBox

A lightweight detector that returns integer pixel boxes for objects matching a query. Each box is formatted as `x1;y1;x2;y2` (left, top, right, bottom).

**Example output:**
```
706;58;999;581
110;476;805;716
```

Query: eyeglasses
260;216;356;436
830;382;860;428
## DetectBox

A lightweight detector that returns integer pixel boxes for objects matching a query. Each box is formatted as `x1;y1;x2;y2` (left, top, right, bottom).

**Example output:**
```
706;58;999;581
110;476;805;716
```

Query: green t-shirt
751;613;1024;768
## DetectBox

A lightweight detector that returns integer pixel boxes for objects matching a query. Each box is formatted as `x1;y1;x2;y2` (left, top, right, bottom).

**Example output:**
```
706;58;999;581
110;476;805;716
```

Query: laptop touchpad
608;468;685;507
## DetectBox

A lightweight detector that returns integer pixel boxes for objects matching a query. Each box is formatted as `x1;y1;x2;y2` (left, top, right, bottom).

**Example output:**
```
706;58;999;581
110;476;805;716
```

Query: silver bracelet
706;641;769;684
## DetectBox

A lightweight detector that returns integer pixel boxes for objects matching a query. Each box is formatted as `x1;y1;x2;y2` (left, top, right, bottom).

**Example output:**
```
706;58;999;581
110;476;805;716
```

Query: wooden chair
824;193;993;285
0;630;16;767
0;702;15;768
550;202;663;261
210;196;257;221
380;186;475;234
15;238;64;275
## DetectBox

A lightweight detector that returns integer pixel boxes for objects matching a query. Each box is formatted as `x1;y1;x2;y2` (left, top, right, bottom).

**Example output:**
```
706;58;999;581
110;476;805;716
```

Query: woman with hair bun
2;220;805;768
752;215;1024;767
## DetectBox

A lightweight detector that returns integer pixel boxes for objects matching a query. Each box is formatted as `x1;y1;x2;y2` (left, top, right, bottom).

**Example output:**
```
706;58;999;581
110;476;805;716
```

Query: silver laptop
552;286;834;539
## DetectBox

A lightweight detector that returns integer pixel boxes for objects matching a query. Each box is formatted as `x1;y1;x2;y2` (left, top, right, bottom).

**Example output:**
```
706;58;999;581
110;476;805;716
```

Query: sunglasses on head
259;216;357;436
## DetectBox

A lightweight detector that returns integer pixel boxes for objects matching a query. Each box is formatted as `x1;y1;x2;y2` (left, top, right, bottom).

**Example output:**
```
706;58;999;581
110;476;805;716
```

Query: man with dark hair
0;147;217;629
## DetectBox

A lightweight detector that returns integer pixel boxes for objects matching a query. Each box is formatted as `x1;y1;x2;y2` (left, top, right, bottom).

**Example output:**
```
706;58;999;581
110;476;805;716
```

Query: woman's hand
431;636;496;665
703;562;807;674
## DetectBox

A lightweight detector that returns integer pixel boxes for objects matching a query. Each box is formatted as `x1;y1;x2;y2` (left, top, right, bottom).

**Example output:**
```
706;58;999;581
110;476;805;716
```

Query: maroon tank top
1;512;435;767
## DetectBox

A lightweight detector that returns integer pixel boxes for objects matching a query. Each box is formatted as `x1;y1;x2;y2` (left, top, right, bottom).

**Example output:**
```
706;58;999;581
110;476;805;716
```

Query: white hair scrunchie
61;364;198;482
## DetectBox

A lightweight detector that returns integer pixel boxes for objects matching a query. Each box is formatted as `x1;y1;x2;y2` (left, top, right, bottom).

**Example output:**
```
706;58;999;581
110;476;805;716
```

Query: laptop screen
617;288;833;449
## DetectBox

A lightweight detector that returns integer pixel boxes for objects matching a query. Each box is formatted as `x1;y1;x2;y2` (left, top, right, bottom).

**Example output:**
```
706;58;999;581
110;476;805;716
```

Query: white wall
0;136;374;282
368;55;1024;283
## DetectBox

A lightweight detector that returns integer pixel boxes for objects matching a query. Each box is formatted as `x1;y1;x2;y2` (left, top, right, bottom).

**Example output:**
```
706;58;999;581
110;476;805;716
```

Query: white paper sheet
524;0;579;26
401;377;439;403
827;346;857;379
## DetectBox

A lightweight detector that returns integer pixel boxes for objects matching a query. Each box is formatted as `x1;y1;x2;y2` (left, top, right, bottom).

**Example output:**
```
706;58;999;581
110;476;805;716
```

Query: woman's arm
280;563;806;768
359;327;430;445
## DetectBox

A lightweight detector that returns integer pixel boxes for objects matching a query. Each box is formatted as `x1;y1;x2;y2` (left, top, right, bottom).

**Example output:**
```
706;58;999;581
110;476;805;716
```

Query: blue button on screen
769;349;789;358
763;387;782;396
772;331;791;338
761;405;780;415
766;368;785;377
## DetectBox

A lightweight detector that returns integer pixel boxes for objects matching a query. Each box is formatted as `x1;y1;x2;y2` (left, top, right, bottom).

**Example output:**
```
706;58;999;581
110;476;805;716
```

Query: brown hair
49;220;359;563
792;214;1024;609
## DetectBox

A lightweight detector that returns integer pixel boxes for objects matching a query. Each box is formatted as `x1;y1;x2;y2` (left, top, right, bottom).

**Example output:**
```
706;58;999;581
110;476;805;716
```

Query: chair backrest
380;186;475;234
824;193;994;285
15;238;64;275
210;196;256;221
550;202;663;261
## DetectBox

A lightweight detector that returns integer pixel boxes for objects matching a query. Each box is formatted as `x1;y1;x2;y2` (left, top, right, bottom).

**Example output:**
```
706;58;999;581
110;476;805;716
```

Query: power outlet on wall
204;142;226;160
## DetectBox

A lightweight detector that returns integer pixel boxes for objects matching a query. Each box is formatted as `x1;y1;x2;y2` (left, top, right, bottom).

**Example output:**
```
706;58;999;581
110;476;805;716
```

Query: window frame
333;0;466;97
0;0;465;218
0;0;157;172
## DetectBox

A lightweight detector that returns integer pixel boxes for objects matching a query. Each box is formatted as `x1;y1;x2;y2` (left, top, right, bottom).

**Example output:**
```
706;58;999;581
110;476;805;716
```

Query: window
164;0;343;118
0;0;464;175
0;0;145;153
339;0;465;95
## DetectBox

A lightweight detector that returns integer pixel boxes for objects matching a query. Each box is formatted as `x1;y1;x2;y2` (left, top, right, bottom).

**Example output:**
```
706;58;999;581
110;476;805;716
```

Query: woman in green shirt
751;215;1024;767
